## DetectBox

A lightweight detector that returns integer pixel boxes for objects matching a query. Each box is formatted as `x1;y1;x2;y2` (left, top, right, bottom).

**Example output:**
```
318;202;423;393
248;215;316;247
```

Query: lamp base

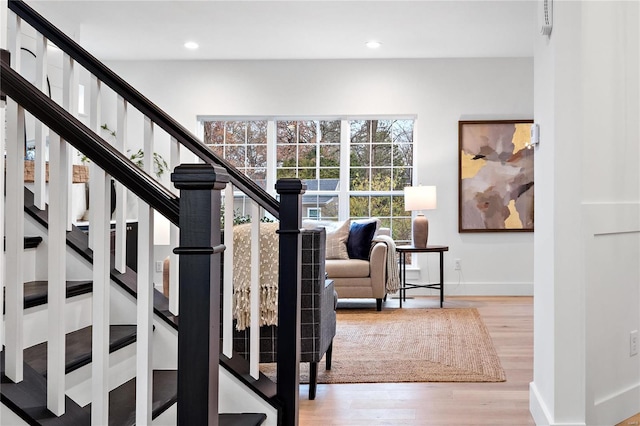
412;214;429;248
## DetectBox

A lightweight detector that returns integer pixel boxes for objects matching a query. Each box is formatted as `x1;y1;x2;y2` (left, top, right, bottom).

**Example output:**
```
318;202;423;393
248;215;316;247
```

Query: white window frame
198;115;415;242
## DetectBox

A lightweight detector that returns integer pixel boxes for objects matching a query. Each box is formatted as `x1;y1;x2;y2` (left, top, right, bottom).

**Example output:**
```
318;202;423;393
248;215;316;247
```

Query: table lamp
404;185;437;248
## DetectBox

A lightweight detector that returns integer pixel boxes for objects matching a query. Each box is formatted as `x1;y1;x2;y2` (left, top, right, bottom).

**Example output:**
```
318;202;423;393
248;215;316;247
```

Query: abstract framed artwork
458;119;534;232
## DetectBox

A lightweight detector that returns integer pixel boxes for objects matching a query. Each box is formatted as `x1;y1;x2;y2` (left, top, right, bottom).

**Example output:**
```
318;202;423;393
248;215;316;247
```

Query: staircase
1;0;305;424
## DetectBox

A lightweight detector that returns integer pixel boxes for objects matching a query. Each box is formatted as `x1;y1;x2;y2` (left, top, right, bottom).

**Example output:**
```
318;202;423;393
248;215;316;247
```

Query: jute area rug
262;307;506;384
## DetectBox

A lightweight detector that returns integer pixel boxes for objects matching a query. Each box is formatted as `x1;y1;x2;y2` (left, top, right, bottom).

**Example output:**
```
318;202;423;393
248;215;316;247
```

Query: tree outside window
202;117;414;243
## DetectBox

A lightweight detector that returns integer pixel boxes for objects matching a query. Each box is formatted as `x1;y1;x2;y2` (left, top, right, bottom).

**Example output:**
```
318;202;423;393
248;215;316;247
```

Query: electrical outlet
454;259;461;271
155;261;163;273
631;330;638;357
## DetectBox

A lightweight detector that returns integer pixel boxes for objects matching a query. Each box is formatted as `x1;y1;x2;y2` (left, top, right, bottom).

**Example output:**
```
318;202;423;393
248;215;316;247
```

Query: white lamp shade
404;186;437;211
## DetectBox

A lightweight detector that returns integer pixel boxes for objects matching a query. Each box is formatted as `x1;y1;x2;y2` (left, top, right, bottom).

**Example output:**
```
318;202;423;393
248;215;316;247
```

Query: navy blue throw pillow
347;221;377;260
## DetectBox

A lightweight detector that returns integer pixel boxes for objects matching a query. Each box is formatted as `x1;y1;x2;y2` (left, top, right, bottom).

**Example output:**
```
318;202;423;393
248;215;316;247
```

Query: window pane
204;121;224;144
371;168;391;191
225;146;245;167
298;168;315;180
391;218;412;242
277;121;296;143
226;121;246;144
350;168;370;191
323;196;339;220
393;143;413;166
350;144;370;167
247;145;267;168
298;120;317;144
209;145;224;158
247;169;267;189
379;217;391;229
248;121;267;144
371;196;391;217
302;194;340;221
349;195;369;217
392;195;407;216
350;120;369;143
392;120;414;143
392;167;412;190
372;120;392;142
372;143;391;166
277;168;296;179
298;145;316;167
319;145;340;167
277;145;296;166
320;120;341;143
320;168;340;179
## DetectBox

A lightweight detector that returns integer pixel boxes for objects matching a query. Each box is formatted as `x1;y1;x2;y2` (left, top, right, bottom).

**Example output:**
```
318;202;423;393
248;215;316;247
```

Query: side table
396;245;449;308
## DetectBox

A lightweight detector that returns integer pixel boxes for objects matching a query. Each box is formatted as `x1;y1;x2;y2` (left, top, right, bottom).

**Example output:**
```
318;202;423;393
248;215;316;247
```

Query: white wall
531;1;640;425
107;57;534;296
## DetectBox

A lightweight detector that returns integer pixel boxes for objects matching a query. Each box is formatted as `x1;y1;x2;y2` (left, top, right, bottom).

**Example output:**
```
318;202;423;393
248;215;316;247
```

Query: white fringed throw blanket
373;234;400;294
232;222;280;331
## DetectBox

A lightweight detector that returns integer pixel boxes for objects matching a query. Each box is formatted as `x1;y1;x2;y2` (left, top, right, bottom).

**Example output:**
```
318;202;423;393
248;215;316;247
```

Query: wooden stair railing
1;1;304;417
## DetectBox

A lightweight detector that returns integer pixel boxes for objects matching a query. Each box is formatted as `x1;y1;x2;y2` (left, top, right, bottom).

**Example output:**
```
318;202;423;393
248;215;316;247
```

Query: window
307;207;321;219
349;119;413;242
201;117;414;243
203;120;268;189
276;119;341;222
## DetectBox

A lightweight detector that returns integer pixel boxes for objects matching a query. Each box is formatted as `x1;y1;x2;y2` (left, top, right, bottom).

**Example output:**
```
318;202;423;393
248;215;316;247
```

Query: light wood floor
618;412;640;426
299;296;534;425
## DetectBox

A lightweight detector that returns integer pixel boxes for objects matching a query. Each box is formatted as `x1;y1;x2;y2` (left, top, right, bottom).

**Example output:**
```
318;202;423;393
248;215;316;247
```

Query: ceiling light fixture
184;41;199;50
365;40;382;49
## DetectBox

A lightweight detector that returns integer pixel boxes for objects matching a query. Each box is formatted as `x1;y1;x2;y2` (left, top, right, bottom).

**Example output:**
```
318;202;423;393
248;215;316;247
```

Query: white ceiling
27;0;536;61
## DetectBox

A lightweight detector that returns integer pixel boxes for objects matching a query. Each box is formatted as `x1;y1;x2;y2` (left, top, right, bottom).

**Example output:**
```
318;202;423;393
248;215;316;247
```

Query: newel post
171;164;229;426
275;178;306;426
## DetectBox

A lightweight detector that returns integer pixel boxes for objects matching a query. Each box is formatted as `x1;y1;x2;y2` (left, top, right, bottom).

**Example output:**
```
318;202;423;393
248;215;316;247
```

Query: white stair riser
152;403;177;425
21;293;92;349
1;403;30;426
24;214;93;282
66;343;137;407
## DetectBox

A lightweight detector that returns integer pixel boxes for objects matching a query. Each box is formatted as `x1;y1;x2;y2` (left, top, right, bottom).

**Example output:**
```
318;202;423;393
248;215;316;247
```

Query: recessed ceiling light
184;41;199;50
365;40;382;49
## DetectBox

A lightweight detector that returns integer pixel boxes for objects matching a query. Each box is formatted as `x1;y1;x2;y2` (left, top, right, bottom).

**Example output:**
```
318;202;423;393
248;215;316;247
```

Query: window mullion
266;120;277;197
339;119;350;221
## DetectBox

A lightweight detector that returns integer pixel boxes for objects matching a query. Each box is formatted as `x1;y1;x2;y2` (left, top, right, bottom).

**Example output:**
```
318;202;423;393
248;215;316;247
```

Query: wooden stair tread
1;352;91;425
219;413;268;426
3;235;43;251
24;325;137;376
24;280;93;309
85;369;177;425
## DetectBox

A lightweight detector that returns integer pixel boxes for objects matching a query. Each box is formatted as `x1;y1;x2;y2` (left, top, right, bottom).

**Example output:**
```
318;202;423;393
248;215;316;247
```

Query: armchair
325;238;388;310
232;228;336;400
163;227;336;399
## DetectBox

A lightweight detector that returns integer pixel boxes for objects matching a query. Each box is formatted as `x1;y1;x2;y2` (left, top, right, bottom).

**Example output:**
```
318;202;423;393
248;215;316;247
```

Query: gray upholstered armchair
232;228;336;400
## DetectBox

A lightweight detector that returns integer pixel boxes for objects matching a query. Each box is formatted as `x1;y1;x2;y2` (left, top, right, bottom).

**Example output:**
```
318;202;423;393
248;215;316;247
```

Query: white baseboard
401;281;533;297
592;382;640;426
530;381;588;426
530;381;553;426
